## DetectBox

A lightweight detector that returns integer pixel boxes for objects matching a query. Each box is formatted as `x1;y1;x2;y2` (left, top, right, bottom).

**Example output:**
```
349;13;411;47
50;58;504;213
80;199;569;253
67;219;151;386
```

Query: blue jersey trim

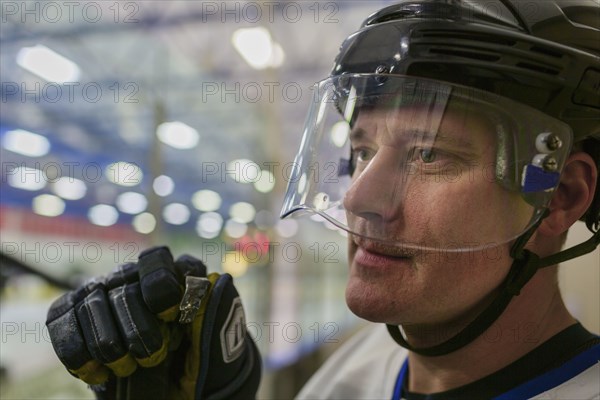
392;359;408;400
392;344;599;400
493;343;600;400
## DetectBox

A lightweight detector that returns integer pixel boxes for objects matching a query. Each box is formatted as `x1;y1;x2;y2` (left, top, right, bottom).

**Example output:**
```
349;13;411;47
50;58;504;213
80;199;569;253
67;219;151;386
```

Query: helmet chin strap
386;209;600;357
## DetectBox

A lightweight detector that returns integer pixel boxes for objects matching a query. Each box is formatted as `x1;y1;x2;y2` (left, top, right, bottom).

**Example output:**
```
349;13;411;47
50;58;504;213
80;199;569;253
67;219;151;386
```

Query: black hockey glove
45;246;261;399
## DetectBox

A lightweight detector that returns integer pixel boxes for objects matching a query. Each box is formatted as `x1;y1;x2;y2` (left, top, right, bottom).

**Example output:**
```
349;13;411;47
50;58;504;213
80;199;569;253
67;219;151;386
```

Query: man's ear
538;152;598;237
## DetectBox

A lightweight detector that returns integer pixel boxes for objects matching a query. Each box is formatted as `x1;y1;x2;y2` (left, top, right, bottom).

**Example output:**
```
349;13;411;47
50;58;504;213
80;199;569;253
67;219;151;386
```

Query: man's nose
343;148;406;223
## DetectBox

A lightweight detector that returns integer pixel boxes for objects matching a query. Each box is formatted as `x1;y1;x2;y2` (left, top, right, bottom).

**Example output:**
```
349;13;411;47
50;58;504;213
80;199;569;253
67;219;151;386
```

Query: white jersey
297;323;405;400
296;324;600;400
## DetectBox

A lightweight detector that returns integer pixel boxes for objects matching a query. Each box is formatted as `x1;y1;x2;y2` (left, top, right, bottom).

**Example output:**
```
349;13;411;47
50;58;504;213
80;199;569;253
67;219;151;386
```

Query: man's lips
351;237;416;268
352;237;418;258
353;247;413;269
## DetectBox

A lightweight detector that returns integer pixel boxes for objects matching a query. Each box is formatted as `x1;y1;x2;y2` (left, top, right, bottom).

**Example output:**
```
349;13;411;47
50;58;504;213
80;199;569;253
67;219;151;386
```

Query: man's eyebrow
349;127;480;154
432;133;477;150
349;127;370;142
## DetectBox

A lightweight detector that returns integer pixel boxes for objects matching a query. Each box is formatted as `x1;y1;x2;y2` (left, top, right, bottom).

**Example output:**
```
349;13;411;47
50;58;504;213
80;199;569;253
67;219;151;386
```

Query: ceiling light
116;192;148;214
7;167;46;191
88;204;119;227
132;212;156;234
52;177;87;200
153;175;174;197
192;189;222;212
106;161;143;187
156;121;199;150
231;27;285;70
254;170;275;193
2;129;50;157
229;202;256;224
331;121;350;148
163;203;190;225
32;194;65;217
16;44;80;83
196;212;223;239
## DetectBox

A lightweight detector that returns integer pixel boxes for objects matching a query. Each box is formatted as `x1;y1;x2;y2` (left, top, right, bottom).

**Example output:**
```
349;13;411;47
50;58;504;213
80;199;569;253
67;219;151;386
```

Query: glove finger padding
46;280;113;384
108;282;169;368
173;273;261;400
75;283;137;378
137;247;185;322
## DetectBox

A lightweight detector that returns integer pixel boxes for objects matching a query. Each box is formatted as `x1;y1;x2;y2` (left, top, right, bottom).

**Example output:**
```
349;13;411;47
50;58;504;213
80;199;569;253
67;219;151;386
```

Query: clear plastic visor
281;75;573;251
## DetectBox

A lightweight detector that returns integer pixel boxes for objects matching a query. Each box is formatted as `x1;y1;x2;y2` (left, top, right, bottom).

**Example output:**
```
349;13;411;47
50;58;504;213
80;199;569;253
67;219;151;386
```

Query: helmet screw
533;154;558;172
543;157;558;172
375;65;389;74
536;132;562;153
374;65;389;84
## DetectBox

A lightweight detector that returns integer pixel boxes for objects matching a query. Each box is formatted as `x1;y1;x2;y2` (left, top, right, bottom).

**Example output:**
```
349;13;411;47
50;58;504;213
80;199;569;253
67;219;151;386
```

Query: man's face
343;103;528;326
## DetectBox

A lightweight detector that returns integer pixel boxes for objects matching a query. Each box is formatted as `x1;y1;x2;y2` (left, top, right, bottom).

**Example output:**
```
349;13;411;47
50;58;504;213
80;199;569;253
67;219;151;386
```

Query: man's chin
345;282;400;324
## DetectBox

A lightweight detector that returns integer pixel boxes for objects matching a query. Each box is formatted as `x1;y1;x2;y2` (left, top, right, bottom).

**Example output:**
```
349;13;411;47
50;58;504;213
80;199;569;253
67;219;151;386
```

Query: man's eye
408;147;438;164
353;148;374;162
357;149;369;161
350;147;375;174
419;149;436;163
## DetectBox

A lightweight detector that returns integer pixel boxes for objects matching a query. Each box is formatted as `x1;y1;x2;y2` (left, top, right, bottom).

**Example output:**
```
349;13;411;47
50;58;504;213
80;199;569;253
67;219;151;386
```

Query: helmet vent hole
530;45;564;59
418;30;516;46
428;48;500;62
515;62;560;76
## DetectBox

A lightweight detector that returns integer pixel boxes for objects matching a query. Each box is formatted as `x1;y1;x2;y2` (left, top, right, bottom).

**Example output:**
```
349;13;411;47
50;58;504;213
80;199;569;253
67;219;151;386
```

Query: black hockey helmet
334;0;599;138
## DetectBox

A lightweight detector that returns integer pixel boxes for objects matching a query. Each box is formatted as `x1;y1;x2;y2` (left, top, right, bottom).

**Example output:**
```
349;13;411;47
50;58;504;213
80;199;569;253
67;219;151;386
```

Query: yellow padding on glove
106;352;137;377
171;273;220;400
70;359;110;385
158;303;180;322
136;323;171;368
